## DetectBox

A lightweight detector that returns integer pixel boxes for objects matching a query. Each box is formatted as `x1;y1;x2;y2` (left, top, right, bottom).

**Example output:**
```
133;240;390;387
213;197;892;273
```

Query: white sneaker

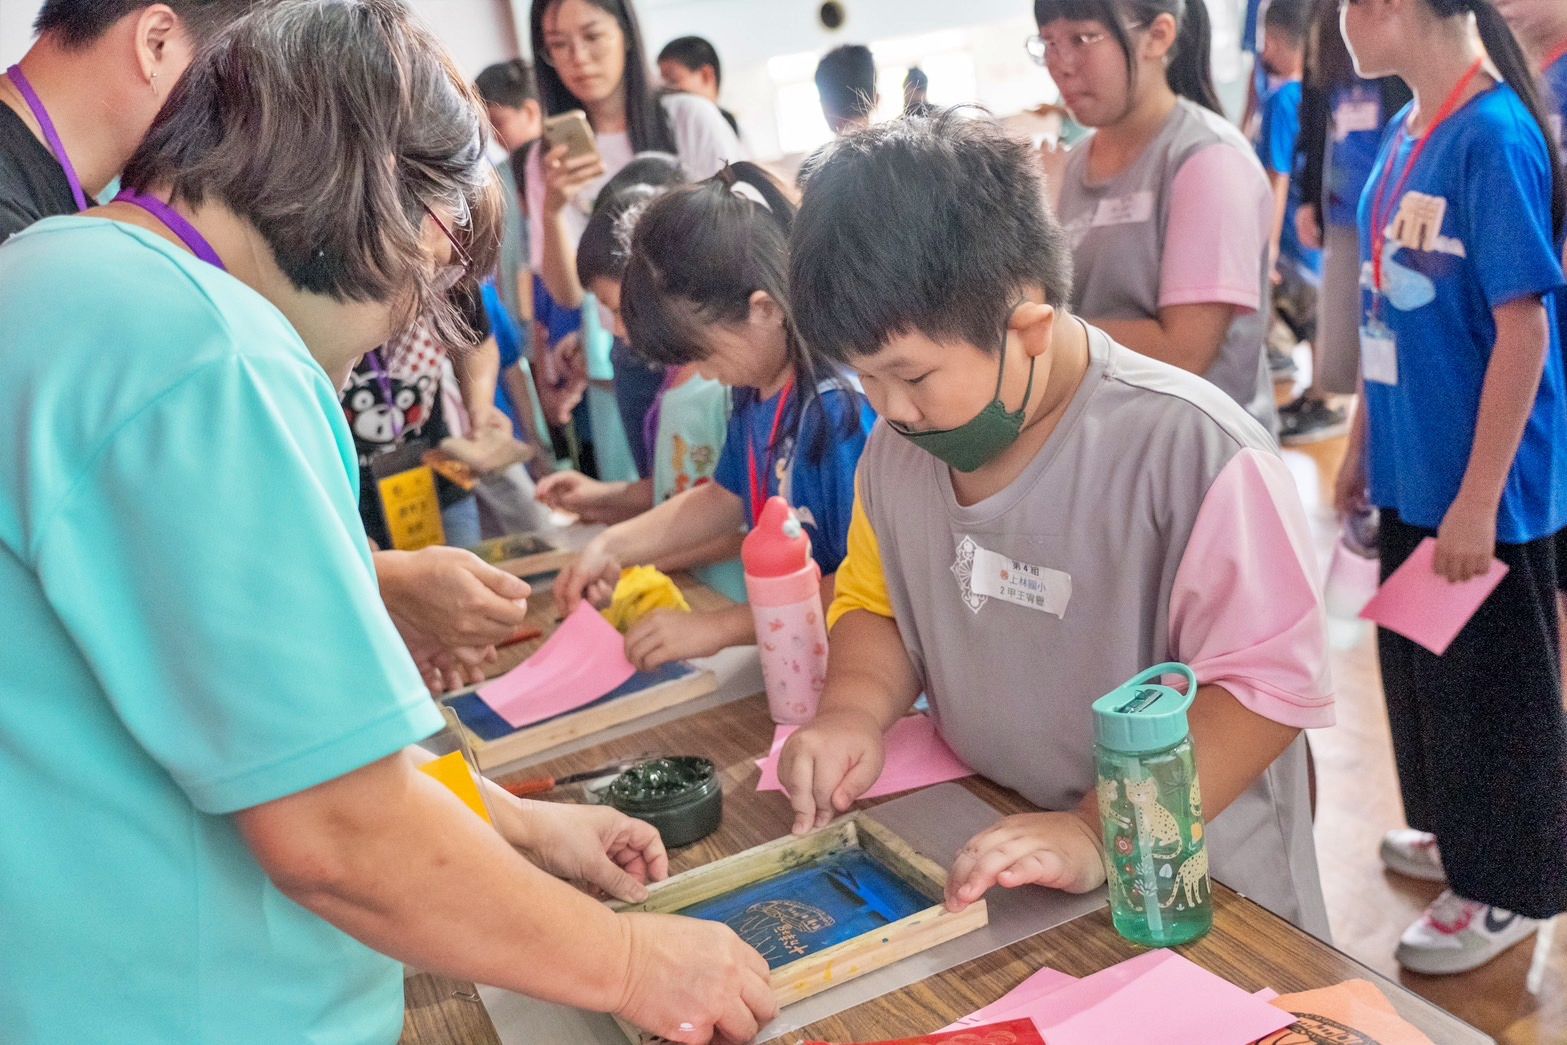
1396;890;1542;975
1380;829;1448;883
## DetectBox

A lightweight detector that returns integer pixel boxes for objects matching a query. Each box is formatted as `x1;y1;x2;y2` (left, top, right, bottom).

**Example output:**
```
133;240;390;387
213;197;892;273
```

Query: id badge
372;442;446;550
1361;319;1399;386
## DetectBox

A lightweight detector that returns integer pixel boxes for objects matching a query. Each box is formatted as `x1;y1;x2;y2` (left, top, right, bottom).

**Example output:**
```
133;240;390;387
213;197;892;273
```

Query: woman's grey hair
121;0;502;347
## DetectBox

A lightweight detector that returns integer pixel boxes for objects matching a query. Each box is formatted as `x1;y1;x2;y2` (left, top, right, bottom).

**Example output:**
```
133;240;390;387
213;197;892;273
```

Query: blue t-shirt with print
1326;81;1396;230
1256;79;1323;278
1357;85;1567;543
713;380;875;576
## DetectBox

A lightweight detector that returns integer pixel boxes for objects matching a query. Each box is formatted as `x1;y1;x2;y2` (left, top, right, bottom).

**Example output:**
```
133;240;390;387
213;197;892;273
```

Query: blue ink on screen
675;849;934;967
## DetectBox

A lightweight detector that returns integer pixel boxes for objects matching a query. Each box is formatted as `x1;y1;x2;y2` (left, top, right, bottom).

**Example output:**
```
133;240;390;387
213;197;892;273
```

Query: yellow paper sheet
419;751;492;824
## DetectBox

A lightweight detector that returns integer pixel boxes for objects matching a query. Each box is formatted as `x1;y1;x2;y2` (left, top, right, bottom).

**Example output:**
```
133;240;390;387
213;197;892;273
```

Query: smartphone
542;109;598;163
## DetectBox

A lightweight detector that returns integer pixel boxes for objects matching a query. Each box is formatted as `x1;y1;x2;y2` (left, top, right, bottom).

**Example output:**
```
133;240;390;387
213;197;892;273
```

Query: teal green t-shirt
651;372;746;603
0;217;444;1043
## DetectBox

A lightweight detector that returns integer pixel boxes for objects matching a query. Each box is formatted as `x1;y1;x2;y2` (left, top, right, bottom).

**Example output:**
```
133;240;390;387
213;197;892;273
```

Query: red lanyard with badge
747;381;794;528
1367;58;1484;323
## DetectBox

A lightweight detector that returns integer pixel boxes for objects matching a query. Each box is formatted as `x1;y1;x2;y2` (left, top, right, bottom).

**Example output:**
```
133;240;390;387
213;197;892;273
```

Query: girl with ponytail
1336;0;1567;975
552;161;876;672
1037;0;1281;432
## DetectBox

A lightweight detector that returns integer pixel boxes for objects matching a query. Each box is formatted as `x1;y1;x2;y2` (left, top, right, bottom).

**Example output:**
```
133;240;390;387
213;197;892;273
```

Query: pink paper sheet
477;602;636;728
755;713;975;798
944;951;1293;1045
1359;538;1509;655
941;967;1078;1030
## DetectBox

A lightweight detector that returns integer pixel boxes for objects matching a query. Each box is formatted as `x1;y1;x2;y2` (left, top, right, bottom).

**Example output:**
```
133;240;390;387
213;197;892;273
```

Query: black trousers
1377;512;1567;918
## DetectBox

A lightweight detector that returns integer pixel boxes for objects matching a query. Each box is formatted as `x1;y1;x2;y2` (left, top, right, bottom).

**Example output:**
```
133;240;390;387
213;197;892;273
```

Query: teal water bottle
1092;663;1212;947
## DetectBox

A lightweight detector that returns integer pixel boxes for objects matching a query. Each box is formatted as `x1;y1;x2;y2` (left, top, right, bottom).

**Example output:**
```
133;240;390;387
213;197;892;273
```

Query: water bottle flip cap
1092;662;1199;754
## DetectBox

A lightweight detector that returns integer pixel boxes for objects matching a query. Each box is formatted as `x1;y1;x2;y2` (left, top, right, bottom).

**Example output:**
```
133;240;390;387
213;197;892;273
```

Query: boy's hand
537;470;614;521
624;609;731;672
553;538;621;613
945;811;1106;912
1435;492;1498;583
777;708;886;835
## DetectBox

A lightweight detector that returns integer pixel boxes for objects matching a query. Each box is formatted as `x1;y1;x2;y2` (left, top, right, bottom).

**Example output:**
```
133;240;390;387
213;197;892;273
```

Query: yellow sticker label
378;465;445;551
419;751;493;824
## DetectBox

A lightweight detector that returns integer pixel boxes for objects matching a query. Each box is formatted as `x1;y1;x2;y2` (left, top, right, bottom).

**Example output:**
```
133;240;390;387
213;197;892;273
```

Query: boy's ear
1011;301;1057;359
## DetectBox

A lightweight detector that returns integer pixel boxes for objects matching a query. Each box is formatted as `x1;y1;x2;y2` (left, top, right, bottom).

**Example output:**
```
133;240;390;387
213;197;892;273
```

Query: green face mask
889;339;1037;473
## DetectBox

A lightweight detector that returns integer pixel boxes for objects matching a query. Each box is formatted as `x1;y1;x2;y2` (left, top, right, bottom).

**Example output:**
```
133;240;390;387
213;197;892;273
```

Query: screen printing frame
612;813;990;1042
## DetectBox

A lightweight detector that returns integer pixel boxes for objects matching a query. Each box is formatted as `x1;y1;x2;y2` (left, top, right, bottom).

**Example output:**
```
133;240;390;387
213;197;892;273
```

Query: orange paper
1254;980;1434;1045
419;751;492;824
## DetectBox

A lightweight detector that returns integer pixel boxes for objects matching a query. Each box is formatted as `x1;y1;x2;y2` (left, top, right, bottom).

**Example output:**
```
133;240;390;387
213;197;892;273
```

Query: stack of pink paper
754;713;975;798
941;950;1295;1044
476;602;637;729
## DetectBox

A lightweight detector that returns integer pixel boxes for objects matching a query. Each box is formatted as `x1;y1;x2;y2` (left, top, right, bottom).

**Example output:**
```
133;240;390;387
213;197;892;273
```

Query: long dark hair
620;161;855;462
1370;0;1565;239
1306;0;1355;91
530;0;675;153
1034;0;1222;115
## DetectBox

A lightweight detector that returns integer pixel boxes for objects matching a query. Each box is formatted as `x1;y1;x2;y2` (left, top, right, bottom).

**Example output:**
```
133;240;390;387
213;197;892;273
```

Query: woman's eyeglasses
423;203;471;292
540;29;616;68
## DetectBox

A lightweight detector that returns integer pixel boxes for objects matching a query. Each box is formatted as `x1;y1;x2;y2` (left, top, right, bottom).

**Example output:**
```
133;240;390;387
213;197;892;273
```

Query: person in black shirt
657;35;741;136
0;0;252;241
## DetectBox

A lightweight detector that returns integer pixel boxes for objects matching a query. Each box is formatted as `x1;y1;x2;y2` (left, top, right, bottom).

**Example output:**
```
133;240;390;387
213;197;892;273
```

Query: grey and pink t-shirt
831;324;1334;936
1057;99;1278;434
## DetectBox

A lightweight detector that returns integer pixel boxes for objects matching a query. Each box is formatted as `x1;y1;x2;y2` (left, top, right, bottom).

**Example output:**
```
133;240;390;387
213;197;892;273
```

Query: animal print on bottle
1124;777;1183;857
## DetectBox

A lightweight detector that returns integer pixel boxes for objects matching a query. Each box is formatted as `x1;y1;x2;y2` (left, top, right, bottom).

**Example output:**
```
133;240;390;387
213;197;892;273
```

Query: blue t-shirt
1546;53;1567;146
1326;81;1396;230
1357;86;1567;542
1256;79;1323;277
713;379;876;575
0;217;443;1043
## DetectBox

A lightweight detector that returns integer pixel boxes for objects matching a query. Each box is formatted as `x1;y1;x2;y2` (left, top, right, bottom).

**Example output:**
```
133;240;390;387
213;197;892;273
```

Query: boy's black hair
1035;0;1222;114
790;108;1073;362
657;35;722;88
475;58;538;109
621;161;858;461
34;0;252;48
814;44;878;122
1262;0;1312;41
577;152;686;288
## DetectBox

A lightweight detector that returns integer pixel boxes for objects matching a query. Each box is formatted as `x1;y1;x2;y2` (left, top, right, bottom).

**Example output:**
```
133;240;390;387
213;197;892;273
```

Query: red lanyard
1369;58;1485;299
1544;38;1567;74
747;381;793;527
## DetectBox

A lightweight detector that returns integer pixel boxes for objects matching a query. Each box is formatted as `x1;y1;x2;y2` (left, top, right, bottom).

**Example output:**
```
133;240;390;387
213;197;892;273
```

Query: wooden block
443;662;719;770
612;813;989;1043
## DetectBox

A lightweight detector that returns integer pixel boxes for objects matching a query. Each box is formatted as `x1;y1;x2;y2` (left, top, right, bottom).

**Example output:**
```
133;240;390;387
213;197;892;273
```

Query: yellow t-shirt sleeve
827;482;894;630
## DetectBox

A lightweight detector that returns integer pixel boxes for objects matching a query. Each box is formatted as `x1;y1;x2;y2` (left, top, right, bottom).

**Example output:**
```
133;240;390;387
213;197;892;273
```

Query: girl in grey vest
1037;0;1279;433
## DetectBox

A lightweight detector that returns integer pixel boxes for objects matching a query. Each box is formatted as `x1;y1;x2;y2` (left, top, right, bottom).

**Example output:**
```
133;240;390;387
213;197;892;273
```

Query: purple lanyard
642;367;684;475
114;189;228;272
6;64;89;212
366;348;406;439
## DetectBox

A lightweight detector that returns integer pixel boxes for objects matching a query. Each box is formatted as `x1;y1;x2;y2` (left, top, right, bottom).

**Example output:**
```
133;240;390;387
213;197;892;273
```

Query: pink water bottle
743;496;829;724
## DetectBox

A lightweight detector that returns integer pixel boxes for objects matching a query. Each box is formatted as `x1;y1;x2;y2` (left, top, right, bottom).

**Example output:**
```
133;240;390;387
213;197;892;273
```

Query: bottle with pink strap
742;496;828;724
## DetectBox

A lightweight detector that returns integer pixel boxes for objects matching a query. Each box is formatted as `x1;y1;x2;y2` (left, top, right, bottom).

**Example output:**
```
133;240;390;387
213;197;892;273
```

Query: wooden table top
403;694;1493;1045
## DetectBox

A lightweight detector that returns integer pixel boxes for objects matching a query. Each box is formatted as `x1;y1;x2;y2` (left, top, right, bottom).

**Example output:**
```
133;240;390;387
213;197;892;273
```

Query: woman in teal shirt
0;2;772;1042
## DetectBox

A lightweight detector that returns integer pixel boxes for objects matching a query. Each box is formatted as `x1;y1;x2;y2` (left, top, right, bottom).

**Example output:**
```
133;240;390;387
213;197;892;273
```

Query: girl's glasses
423;202;472;292
1026;22;1147;67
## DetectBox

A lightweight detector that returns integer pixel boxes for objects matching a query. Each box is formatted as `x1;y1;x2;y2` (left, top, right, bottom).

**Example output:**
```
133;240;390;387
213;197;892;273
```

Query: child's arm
1267;171;1291;274
1435;296;1551;582
778;609;922;834
652;531;745;575
553;481;747;611
537;472;654;524
944;684;1299;910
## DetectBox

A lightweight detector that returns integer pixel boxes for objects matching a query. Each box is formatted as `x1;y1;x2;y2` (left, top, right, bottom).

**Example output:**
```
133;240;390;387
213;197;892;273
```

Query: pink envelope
477;602;637;728
1359;538;1508;655
755;713;975;798
946;951;1292;1045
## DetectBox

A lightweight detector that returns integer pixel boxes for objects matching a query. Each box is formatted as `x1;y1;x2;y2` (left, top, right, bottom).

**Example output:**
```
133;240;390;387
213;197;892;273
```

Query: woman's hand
542;143;606;218
497;799;668;902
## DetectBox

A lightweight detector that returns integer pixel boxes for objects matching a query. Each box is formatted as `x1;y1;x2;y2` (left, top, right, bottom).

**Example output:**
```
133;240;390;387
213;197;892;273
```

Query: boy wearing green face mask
778;111;1337;936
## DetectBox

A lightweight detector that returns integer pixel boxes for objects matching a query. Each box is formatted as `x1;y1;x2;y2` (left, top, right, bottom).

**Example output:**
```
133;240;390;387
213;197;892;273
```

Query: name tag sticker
970;545;1072;618
1092;191;1155;228
1362;326;1399;386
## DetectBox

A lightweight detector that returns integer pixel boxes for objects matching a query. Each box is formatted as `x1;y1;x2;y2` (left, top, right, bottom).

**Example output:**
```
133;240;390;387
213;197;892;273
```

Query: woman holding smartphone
526;0;742;475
